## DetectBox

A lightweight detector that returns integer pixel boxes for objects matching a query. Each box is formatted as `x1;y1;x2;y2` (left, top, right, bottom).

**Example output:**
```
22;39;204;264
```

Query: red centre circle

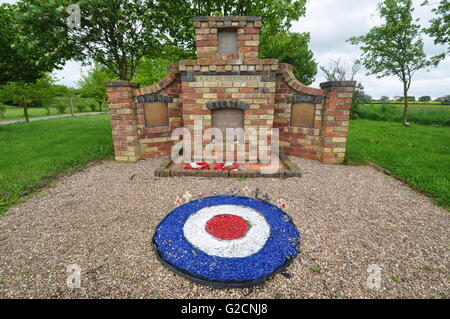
205;214;249;240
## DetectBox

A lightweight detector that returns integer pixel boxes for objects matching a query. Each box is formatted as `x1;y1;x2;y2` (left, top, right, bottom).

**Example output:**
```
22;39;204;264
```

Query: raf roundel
153;195;300;288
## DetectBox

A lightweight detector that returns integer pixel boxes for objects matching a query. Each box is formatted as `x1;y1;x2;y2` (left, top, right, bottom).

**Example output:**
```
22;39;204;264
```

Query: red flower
213;162;239;171
205;214;249;240
184;162;210;170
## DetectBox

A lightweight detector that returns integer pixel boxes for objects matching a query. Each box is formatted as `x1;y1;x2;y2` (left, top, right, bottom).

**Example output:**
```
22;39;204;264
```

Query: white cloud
52;61;83;88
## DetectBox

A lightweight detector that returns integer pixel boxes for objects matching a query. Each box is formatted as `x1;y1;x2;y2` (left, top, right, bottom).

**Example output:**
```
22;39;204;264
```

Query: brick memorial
106;16;355;166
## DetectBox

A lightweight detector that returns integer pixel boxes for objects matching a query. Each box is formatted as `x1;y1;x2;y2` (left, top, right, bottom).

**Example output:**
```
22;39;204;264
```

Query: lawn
346;119;450;209
0;114;113;214
359;103;450;126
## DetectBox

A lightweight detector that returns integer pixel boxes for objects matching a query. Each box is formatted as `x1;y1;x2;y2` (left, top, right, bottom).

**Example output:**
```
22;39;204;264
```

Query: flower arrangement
213;162;239;171
183;162;239;171
183;162;210;170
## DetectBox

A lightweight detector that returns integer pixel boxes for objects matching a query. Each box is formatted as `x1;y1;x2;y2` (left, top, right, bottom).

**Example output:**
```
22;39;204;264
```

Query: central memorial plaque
211;108;244;137
195;75;262;82
218;28;238;54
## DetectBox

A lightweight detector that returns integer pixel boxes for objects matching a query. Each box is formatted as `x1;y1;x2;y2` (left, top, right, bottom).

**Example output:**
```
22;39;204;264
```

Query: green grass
346;119;450;210
0;97;101;122
358;103;450;126
0;114;113;214
1;111;449;216
421;265;440;273
389;275;400;283
309;266;321;273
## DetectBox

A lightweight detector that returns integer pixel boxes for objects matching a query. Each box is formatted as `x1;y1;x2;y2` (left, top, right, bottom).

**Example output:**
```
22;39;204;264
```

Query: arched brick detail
278;63;325;97
137;64;179;95
206;100;250;110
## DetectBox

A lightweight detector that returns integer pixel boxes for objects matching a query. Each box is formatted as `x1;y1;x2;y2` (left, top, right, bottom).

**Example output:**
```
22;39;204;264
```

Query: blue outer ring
152;195;300;287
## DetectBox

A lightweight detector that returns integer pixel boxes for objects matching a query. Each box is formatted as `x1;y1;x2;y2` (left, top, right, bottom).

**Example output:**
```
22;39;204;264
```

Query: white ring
183;205;270;258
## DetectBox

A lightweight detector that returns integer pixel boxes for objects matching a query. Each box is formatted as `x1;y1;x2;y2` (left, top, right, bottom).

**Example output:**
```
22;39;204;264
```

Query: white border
183;205;270;258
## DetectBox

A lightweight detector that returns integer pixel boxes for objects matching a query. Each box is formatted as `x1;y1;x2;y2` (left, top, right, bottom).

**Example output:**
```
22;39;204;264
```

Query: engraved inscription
196;75;262;82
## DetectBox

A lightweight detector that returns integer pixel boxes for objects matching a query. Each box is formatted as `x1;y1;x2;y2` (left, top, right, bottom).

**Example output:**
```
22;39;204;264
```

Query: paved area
0;158;448;298
0;112;104;125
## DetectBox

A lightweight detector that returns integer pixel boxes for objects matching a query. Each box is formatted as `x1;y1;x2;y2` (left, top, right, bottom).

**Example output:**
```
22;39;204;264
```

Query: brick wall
194;16;262;65
105;16;355;165
134;68;182;159
318;81;356;164
106;81;141;162
274;64;325;160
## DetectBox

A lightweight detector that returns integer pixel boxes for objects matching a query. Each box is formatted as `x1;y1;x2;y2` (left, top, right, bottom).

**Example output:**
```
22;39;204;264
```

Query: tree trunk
119;62;129;81
69;97;74;117
98;101;102;112
402;82;409;126
22;96;29;123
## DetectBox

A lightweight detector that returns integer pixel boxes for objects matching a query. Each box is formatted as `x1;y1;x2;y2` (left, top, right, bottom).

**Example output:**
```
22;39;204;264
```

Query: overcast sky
2;0;449;98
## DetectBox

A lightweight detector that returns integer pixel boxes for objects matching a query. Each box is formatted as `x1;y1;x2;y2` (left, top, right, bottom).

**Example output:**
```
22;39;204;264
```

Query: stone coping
154;154;301;178
320;81;357;88
287;94;324;104
206;100;250;110
105;81;139;88
136;94;174;104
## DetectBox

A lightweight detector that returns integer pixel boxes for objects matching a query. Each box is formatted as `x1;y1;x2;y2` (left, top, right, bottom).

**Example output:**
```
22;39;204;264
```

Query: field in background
0;97;104;122
0;114;113;214
346;119;450;209
359;103;450;126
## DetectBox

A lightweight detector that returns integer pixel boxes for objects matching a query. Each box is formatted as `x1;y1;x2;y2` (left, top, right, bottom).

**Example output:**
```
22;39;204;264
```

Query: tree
157;0;307;52
16;0;163;81
16;1;316;84
398;96;417;101
320;59;363;119
349;0;444;126
320;58;360;81
440;95;450;105
380;96;390;102
155;0;316;83
133;45;193;86
0;102;6;119
423;0;450;53
0;3;49;84
0;82;51;122
78;64;117;111
418;95;431;102
260;32;317;85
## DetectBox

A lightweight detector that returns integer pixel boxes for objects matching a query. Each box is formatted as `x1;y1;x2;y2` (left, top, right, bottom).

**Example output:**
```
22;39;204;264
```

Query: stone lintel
319;81;357;89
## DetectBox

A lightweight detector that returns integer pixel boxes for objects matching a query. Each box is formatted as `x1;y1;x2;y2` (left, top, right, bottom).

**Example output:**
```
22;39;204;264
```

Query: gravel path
0;158;448;298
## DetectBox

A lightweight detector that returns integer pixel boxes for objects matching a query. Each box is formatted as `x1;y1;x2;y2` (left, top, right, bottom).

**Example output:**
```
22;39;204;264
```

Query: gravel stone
0;157;448;298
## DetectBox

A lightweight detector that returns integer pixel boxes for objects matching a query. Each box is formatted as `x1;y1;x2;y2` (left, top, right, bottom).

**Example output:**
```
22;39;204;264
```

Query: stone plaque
212;108;244;137
144;102;169;127
196;75;261;82
218;28;237;54
291;103;315;128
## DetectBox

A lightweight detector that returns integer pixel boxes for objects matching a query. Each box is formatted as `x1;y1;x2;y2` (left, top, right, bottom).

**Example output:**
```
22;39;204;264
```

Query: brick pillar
105;81;141;162
318;81;356;164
